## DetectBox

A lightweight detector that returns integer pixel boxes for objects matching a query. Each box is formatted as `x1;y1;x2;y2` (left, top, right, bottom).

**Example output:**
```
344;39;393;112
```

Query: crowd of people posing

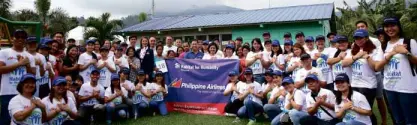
0;16;416;125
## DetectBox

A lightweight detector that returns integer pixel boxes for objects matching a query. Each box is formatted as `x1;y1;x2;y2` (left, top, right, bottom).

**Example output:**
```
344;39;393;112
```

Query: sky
11;0;360;19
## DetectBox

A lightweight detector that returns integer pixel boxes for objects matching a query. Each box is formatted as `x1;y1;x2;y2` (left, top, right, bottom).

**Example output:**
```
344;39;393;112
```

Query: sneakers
232;117;241;123
247;120;256;125
225;113;237;117
263;113;269;119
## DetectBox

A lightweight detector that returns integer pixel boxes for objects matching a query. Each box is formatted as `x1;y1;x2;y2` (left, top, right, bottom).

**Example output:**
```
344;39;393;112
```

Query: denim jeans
106;103;128;122
263;104;282;121
253;74;265;84
385;90;417;125
271;112;287;125
336;120;367;125
149;101;168;116
288;109;309;125
0;95;15;125
133;102;149;117
299;115;340;125
237;100;264;121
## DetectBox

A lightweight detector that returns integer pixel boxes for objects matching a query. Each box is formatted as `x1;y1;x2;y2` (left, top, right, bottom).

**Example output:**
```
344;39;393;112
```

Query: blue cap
353;29;369;38
273;70;283;76
225;44;234;49
244;68;253;74
284;32;291;37
91;69;100;74
111;74;120;81
265;68;274;75
282;77;294;85
13;29;28;38
300;53;311;60
374;28;384;35
315;35;326;41
116;46;123;51
120;67;130;74
335;35;348;42
38;44;51;50
86;39;96;44
41;38;53;45
19;74;36;84
228;71;238;76
272;40;280;46
52;77;67;86
203;40;210;45
155;71;164;76
295;31;304;37
137;69;145;75
26;37;37;43
335;73;350;83
305;36;314;42
304;74;319;83
284;40;293;45
383;17;399;26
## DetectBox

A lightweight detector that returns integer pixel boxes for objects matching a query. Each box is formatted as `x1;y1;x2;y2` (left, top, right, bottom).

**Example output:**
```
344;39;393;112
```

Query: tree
47;8;77;35
84;12;123;43
0;0;12;18
138;12;148;23
34;0;51;23
13;9;39;21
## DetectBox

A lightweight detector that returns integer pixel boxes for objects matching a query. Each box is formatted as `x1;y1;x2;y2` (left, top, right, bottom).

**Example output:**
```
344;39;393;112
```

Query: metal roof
119;3;334;32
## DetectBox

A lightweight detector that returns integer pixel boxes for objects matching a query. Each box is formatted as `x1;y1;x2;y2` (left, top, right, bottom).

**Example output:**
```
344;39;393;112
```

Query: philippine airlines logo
170;78;183;88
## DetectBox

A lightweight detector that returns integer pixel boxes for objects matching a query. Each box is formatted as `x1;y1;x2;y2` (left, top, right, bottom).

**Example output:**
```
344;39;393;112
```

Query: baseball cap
13;29;28;38
86;39;96;44
228;71;238;76
236;37;243;41
52;77;67;86
373;28;384;36
273;70;283;76
383;17;400;26
155;71;164;76
353;29;369;38
19;74;36;84
225;44;234;49
264;40;272;44
335;35;348;43
284;32;291;38
137;70;146;75
327;32;336;38
91;69;100;75
300;53;311;60
120;42;128;47
265;68;274;75
38;44;51;50
203;40;210;45
315;35;326;41
120;67;130;74
100;46;110;51
262;31;271;36
116;46;124;51
111;74;120;81
335;73;350;83
295;32;304;38
304;74;319;83
244;68;253;74
305;36;314;42
282;77;294;86
272;40;280;46
284;40;293;46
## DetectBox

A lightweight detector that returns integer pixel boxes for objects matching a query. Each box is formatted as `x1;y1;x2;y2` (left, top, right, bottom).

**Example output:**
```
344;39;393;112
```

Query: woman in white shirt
245;38;269;84
8;74;46;125
104;74;128;125
149;71;169;116
223;71;243;116
132;70;152;119
286;43;307;80
270;40;284;71
42;77;79;125
224;44;239;59
334;73;372;125
263;70;287;124
236;68;264;125
327;35;353;88
202;43;222;60
97;47;117;88
375;17;417;125
280;40;294;73
282;77;308;125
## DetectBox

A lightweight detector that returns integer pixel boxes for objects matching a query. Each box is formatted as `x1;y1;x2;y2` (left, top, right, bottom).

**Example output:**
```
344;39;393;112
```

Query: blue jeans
149;101;168;116
132;102;148;117
288;109;309;125
237;100;264;121
0;95;15;125
386;90;417;125
271;112;286;125
336;120;367;125
263;104;282;121
106;103;128;122
253;74;265;84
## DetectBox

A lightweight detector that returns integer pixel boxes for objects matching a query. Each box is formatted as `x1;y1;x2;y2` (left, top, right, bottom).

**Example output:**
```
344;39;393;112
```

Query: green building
116;3;336;45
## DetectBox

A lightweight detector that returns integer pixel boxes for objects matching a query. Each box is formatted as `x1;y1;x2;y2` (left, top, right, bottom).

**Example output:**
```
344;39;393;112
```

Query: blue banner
164;59;239;115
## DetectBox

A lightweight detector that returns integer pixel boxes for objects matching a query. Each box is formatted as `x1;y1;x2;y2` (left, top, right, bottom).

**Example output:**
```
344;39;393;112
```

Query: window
209;35;219;41
197;35;207;41
184;36;195;43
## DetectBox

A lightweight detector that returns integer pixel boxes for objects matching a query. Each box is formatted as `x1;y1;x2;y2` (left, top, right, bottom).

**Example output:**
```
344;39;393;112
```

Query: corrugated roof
119;3;334;32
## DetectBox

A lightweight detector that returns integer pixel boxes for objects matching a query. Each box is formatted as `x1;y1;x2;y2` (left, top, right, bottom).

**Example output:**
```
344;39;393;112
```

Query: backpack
381;38;417;76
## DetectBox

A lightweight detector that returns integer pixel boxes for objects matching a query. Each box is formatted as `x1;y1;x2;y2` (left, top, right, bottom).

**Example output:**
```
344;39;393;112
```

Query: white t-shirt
148;83;168;102
113;56;129;73
335;91;371;125
306;88;336;121
284;89;307;112
369;37;381;49
78;82;105;106
225;83;240;102
216;51;225;58
77;52;96;83
287;56;301;80
105;87;128;105
270;54;285;71
0;48;36;95
162;45;178;57
306;48;317;56
32;53;46;97
329;49;353;84
67;91;76;105
269;86;286;109
346;48;383;89
246;51;266;75
121;80;135;91
133;83;151;104
93;51;102;60
295;67;326;94
98;58;116;87
202;53;223;60
383;39;417;93
223;55;239;60
236;81;263;105
41;97;77;125
312;49;333;84
8;95;42;125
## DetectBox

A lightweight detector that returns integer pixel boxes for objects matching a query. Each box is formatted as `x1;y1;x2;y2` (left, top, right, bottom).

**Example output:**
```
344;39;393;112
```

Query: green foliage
138;12;148;23
34;0;51;23
0;0;12;18
84;12;123;44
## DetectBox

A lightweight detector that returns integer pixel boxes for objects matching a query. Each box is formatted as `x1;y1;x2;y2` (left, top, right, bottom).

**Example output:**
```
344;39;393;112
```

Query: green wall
232;20;329;44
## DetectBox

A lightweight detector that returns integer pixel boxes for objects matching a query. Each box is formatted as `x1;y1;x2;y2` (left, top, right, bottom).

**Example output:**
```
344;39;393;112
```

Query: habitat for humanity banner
165;59;239;115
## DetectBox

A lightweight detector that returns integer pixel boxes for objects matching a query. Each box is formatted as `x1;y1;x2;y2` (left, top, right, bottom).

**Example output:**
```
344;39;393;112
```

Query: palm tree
47;8;77;35
0;0;12;18
138;12;148;23
34;0;51;23
13;9;39;21
84;12;123;43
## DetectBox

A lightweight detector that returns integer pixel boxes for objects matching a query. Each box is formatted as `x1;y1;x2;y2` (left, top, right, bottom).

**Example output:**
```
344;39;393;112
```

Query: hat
137;70;145;75
38;44;51;50
262;31;271;36
265;68;274;75
305;36;314;42
282;77;294;86
353;29;369;38
203;40;210;45
335;73;350;83
304;74;319;83
40;38;52;45
86;39;96;44
284;40;293;45
111;74;120;81
300;53;311;60
52;77;67;86
295;32;304;37
236;37;243;41
373;28;384;35
315;35;326;41
100;46;110;51
43;39;58;45
273;70;283;76
91;69;100;74
272;40;280;46
327;32;336;38
335;35;348;43
284;32;292;38
228;71;238;76
116;46;124;51
120;42;128;47
264;40;272;44
225;44;234;49
13;30;28;38
120;67;130;74
26;37;37;43
19;74;36;84
244;68;253;74
155;71;164;76
383;17;400;26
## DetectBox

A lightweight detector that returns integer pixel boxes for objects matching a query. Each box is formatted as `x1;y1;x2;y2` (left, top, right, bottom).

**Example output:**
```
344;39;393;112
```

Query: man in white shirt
295;32;308;50
305;36;316;55
149;37;157;55
128;36;138;50
78;70;105;125
163;36;177;57
295;54;326;94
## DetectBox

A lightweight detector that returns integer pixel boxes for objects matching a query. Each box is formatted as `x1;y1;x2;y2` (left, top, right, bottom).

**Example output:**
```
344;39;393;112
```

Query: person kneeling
236;68;264;125
149;71;169;116
78;70;106;125
105;74;129;125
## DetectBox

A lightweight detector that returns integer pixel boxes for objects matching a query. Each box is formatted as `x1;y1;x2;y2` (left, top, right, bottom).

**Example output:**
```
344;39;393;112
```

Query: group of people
0;16;415;125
